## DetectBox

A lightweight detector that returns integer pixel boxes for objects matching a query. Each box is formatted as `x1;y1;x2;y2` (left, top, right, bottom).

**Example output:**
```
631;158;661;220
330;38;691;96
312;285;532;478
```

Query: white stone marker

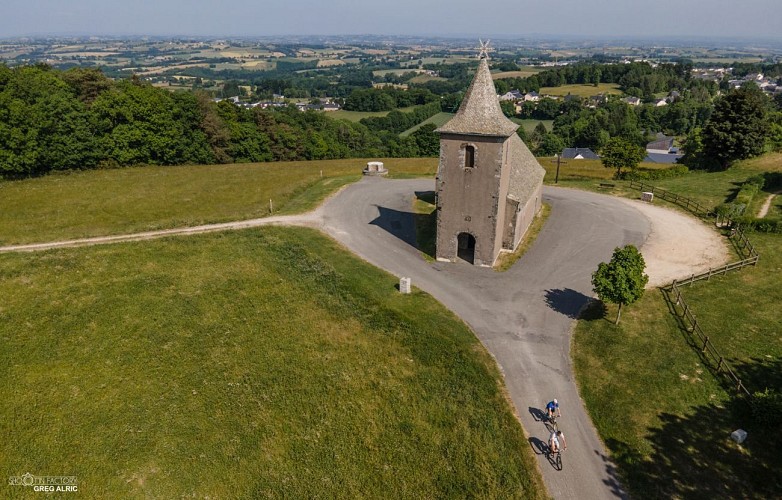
641;192;654;202
730;429;747;444
399;277;411;294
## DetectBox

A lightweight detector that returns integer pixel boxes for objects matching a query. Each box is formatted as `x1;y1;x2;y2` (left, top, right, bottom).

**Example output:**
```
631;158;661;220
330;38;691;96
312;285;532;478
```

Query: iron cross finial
478;39;492;60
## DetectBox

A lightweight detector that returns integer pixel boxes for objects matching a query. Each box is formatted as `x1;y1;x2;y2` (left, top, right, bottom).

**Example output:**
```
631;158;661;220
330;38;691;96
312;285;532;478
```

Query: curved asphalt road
318;177;648;499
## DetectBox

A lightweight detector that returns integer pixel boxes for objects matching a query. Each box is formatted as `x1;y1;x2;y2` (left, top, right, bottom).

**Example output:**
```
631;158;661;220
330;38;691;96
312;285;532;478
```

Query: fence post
691;319;698;334
689;274;695;286
676;288;681;306
701;335;708;352
683;304;689;319
717;356;723;372
737;379;743;393
707;268;712;281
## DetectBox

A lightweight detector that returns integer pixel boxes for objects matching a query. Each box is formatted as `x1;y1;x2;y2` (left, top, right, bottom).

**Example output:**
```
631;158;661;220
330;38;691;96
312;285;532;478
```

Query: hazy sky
2;0;781;39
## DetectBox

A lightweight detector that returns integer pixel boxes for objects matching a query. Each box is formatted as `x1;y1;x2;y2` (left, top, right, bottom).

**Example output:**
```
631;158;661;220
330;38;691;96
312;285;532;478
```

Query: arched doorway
457;233;476;264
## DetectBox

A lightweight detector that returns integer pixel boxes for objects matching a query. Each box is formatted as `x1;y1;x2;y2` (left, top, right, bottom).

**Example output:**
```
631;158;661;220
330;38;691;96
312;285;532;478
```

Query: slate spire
436;55;519;137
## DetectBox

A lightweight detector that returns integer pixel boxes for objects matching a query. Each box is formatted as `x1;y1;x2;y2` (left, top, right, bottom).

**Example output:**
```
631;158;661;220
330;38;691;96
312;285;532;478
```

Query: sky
2;0;781;40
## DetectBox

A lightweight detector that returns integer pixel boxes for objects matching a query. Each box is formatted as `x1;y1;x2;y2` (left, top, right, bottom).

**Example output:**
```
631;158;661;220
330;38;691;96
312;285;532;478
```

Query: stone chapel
434;48;545;266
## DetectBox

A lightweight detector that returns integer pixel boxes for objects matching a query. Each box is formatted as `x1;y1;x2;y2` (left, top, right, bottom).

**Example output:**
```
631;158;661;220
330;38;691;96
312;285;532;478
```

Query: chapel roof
436;57;519;137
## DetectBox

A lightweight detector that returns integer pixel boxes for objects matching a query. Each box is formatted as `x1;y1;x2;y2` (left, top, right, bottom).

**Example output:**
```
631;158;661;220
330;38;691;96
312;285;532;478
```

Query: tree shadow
605;397;782;499
544;288;592;319
579;299;609;322
369;205;417;248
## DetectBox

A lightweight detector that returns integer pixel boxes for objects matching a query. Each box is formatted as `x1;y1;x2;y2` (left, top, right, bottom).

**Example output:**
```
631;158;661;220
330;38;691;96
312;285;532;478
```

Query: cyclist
549;430;567;454
546;398;561;421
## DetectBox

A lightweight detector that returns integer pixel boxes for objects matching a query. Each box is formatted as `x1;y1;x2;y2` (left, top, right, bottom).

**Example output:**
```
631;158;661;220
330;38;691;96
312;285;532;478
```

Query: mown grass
512;119;554;134
572;152;782;498
328;105;420;122
0;227;546;499
400;112;455;137
642;153;782;209
539;83;622;98
0;158;437;245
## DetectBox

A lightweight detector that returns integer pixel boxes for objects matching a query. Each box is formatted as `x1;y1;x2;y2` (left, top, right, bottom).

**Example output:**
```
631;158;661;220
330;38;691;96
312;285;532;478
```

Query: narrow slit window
464;145;475;169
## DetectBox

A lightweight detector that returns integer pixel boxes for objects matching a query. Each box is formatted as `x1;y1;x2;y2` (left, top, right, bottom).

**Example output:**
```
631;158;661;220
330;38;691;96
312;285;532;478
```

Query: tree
591;245;649;324
702;85;770;169
600;137;645;178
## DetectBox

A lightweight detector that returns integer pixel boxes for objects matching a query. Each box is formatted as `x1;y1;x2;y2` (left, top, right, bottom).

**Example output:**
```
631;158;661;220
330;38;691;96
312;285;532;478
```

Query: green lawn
400;112;455;137
512;119;554;134
639;153;782;210
572;153;782;498
539;83;622;98
329;105;420;122
0;158;437;246
0;227;546;498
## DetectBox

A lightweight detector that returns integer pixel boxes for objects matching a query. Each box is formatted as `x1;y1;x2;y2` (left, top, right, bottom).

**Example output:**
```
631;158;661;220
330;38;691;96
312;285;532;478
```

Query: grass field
492;67;543;79
0;227;546;498
400;112;455;137
329;105;420;122
572;153;782;498
539;83;622;98
0;158;437;246
512;119;554;134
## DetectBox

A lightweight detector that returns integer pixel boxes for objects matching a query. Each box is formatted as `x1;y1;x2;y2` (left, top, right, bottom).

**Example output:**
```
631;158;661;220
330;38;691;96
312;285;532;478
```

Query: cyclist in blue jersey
546;399;561;421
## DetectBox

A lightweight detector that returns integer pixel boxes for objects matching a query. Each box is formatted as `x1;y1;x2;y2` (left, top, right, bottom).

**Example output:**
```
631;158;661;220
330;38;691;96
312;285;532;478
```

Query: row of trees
0;64;448;178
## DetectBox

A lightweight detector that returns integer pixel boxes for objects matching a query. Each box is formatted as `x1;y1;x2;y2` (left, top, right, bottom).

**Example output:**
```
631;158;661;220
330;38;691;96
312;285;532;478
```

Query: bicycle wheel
555;451;562;470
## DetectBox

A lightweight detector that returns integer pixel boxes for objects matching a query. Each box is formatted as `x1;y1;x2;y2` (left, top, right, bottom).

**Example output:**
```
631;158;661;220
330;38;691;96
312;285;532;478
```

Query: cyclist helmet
553;398;558;405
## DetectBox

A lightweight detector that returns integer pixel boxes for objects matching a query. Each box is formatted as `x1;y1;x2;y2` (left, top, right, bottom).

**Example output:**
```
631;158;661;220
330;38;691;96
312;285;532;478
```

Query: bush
734;183;760;206
715;202;747;218
752;388;782;429
622;165;689;181
733;216;782;233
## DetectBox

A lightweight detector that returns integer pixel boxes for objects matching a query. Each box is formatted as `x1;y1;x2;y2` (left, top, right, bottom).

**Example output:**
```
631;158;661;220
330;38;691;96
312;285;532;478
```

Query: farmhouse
561;147;599;160
435;50;545;266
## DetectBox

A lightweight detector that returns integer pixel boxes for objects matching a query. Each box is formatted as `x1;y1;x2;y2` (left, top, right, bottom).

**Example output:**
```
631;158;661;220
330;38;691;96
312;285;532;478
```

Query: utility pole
554;154;567;184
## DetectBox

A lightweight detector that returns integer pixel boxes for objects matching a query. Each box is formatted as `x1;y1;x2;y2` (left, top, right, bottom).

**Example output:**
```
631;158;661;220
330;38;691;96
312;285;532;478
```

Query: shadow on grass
605;396;782;499
572;298;609;323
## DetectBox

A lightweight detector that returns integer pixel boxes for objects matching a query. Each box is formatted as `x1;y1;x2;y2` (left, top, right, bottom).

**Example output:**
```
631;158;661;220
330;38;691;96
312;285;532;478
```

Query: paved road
318;177;647;499
2;175;646;498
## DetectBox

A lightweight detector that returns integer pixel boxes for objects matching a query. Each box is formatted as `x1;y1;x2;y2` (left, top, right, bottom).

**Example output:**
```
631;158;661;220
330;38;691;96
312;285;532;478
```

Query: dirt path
616;198;731;287
757;191;781;218
0;211;323;253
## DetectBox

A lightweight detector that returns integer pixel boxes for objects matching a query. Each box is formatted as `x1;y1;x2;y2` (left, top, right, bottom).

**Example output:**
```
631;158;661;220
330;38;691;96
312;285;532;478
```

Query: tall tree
592;245;649;324
702;85;770;169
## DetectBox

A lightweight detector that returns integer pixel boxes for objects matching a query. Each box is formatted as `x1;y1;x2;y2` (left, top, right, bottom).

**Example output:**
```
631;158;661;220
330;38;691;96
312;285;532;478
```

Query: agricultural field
400;112;455;137
539;83;622;98
328;105;421;122
572;153;782;498
512;119;554;134
0;226;545;498
492;66;544;79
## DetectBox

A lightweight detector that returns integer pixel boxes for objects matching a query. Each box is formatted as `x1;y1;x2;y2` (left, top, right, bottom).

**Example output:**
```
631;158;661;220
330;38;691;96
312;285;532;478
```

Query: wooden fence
629;180;712;216
668;280;751;398
628;180;759;399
